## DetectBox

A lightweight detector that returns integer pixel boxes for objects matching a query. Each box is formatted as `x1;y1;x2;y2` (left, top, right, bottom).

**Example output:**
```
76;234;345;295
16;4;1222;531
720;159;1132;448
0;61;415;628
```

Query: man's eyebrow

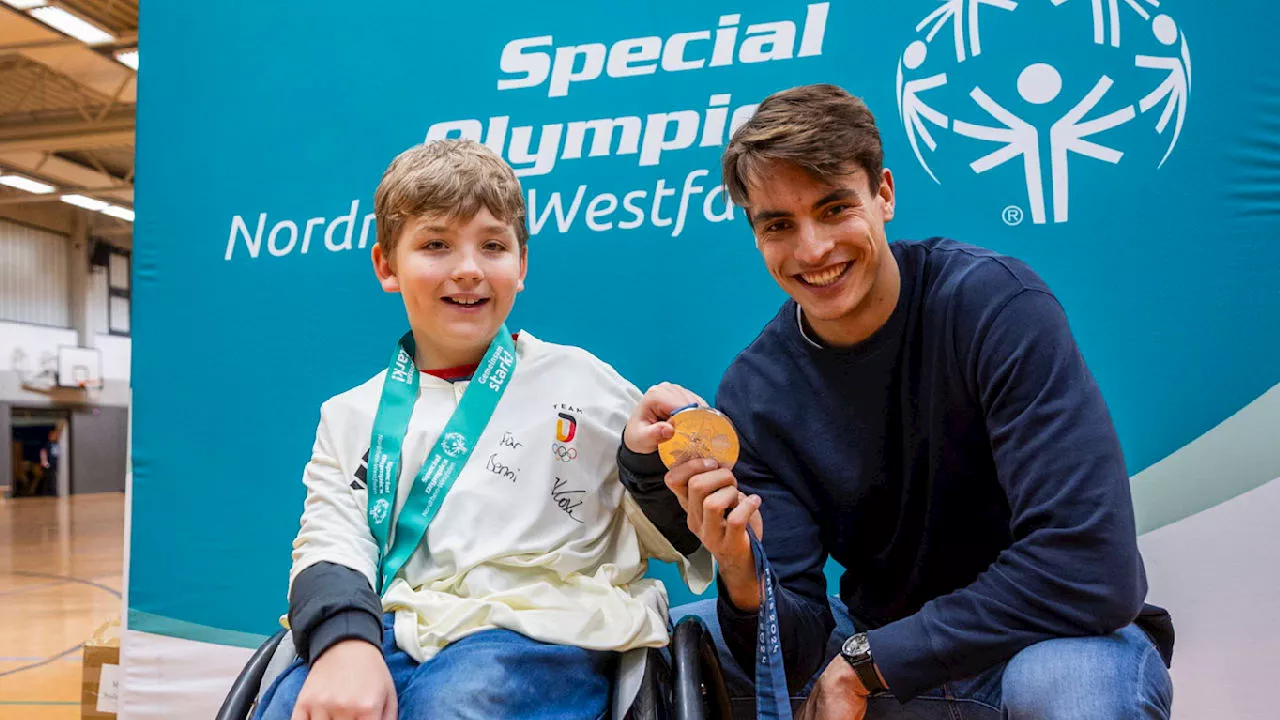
812;188;860;208
750;188;862;225
751;208;792;225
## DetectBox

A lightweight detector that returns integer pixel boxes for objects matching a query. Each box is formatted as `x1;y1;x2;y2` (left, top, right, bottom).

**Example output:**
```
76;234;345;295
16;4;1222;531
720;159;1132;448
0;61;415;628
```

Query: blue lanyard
751;529;791;719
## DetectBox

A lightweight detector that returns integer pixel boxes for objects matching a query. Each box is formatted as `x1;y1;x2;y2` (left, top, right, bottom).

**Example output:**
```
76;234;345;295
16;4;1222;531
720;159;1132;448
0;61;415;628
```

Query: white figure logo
442;432;468;459
897;40;950;183
897;1;1192;224
916;0;1019;62
1051;0;1161;48
954;65;1135;224
1135;14;1191;166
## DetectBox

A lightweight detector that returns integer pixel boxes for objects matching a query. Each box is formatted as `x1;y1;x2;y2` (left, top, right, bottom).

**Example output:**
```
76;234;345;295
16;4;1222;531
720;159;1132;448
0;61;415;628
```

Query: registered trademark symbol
1002;206;1024;226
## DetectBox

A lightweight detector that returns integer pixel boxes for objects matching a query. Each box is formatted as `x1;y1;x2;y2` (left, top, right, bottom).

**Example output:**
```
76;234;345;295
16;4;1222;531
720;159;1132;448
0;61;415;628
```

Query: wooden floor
0;492;124;720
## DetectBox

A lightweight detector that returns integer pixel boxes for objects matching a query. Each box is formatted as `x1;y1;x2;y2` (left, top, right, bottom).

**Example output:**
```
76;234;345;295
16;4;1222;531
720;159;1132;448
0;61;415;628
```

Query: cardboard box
81;619;121;719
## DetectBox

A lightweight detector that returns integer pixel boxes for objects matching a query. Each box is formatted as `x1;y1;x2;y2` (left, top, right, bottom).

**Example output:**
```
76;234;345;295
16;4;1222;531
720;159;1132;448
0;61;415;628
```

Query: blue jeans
674;598;1173;719
254;614;616;720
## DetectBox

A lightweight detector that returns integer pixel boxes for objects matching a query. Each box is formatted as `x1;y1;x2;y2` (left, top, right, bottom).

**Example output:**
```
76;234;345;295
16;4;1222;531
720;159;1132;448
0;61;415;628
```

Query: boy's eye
824;203;851;218
423;240;446;250
764;220;790;234
484;240;508;252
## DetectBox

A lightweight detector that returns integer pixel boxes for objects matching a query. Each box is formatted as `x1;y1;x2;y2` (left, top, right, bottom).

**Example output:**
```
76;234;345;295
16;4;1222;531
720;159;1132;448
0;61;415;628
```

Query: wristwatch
840;633;886;693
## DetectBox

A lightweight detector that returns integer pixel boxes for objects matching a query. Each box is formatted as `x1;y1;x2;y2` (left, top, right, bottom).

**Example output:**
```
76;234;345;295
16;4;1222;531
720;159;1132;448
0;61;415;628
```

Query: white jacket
289;331;712;710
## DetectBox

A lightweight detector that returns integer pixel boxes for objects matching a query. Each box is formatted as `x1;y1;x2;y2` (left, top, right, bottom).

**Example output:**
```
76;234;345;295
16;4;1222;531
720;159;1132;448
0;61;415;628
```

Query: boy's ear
517;243;528;293
371;243;400;293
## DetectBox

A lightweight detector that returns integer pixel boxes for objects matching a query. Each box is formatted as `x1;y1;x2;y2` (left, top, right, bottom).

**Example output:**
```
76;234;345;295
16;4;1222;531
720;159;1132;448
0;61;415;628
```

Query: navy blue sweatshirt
621;238;1171;701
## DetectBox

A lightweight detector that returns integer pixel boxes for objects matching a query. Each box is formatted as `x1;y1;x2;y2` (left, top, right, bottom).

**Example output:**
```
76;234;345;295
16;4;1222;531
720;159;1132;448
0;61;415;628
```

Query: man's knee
1001;625;1172;719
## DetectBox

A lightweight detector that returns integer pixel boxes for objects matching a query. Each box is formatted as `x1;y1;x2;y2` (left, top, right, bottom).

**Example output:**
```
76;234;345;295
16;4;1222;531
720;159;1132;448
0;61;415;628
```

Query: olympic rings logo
551;443;578;462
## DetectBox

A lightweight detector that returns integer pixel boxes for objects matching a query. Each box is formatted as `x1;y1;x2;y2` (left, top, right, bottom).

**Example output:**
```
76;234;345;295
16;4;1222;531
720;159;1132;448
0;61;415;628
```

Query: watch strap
842;633;886;693
850;656;885;693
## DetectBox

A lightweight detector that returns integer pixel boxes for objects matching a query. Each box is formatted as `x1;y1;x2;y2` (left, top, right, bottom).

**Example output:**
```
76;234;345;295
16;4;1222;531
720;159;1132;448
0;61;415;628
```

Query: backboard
57;346;103;389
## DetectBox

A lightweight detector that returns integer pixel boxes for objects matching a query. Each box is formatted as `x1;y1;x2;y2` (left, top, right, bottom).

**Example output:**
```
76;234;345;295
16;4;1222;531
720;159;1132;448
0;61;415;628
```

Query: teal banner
132;0;1279;653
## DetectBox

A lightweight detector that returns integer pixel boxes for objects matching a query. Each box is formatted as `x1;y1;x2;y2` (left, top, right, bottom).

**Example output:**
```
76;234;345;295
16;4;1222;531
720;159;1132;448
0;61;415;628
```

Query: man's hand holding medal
624;383;765;612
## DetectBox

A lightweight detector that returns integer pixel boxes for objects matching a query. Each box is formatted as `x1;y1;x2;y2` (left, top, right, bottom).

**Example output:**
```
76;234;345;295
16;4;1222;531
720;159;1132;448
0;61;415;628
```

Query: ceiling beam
0;186;130;205
0;32;138;52
0;109;133;153
0;127;132;153
0;149;132;202
0;9;138;102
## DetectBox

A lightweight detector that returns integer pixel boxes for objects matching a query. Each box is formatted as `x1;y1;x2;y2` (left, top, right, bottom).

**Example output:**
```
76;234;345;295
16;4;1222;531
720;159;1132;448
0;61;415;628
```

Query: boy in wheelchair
255;140;720;720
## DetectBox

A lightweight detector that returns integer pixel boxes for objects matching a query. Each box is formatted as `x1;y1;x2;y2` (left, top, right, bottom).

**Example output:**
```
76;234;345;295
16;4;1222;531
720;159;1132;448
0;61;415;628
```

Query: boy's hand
293;639;396;720
625;383;706;455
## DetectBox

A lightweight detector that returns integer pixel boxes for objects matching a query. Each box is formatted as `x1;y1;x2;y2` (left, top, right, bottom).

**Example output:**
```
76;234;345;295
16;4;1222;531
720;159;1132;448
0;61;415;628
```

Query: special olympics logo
441;432;469;459
896;0;1191;224
551;442;578;462
370;498;391;524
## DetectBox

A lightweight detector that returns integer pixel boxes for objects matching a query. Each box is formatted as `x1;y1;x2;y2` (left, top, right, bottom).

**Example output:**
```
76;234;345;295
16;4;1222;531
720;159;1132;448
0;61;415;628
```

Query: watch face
842;633;871;658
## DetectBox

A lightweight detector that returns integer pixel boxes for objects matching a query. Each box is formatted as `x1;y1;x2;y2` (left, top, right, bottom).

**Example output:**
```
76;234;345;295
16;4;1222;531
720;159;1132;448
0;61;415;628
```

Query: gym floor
0;493;124;719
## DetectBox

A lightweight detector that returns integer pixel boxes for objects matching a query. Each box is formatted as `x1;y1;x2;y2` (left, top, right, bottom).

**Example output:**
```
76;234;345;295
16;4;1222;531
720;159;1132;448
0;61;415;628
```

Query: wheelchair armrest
671;615;732;720
215;629;288;720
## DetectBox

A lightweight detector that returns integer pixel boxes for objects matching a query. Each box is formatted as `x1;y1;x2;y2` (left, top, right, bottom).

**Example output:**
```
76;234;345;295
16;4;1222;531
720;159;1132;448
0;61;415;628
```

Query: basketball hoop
59;347;103;390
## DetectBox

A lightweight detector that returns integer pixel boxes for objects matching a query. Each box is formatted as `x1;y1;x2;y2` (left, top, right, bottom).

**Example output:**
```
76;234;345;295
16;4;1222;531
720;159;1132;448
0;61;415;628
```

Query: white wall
0;221;70;327
0;218;131;406
0;320;78;375
0;321;131;407
97;333;131;382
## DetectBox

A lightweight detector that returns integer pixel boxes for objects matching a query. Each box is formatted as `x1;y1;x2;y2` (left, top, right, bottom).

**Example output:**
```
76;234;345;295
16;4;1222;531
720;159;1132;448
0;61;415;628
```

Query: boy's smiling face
373;207;527;369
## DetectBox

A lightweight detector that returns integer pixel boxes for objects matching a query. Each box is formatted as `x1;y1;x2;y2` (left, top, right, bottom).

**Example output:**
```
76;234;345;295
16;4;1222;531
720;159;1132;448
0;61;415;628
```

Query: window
106;247;130;336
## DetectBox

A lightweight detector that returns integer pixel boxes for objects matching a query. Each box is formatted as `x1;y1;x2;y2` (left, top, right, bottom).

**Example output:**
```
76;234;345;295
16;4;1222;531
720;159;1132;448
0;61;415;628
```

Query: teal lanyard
366;326;517;594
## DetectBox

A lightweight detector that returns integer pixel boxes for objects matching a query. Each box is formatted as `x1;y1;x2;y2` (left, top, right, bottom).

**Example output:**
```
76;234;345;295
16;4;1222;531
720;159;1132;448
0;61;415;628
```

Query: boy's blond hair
374;139;529;257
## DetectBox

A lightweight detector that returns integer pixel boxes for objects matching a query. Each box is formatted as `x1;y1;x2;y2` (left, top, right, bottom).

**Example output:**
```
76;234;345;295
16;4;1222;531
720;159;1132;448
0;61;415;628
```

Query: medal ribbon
365;326;516;593
751;527;792;720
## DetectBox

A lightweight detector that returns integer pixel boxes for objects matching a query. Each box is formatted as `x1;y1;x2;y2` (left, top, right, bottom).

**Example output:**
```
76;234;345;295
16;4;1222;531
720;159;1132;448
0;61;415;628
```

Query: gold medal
658;406;740;469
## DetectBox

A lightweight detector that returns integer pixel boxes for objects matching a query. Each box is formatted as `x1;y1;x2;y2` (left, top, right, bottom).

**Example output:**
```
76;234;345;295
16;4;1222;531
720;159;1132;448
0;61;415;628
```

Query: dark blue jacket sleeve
716;384;836;693
616;433;702;556
867;288;1148;700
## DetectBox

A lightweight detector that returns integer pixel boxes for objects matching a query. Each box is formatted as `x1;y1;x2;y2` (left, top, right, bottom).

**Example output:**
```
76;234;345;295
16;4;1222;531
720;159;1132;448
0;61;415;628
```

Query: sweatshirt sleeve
286;400;385;662
616;436;701;556
289;400;381;588
591;356;712;588
288;562;382;663
867;288;1148;700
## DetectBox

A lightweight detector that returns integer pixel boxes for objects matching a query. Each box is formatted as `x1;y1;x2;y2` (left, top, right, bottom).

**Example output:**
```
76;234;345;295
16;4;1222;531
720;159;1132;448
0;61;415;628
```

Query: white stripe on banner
1133;382;1280;533
1138;476;1280;720
119;629;253;720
